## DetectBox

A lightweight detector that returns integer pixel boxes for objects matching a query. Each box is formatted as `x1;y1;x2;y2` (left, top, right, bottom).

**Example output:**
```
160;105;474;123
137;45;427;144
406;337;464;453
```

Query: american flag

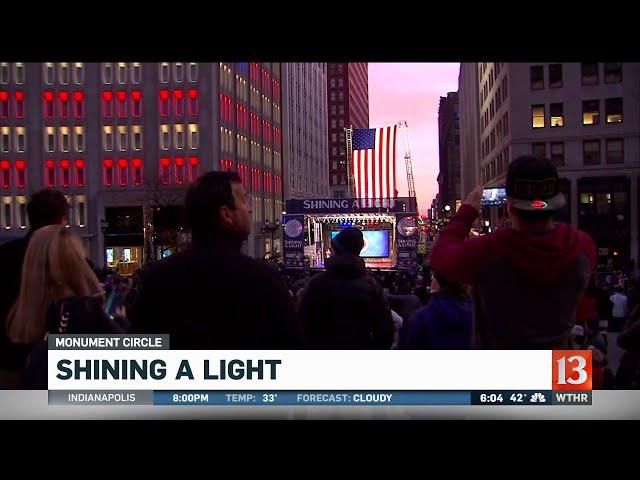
351;126;398;199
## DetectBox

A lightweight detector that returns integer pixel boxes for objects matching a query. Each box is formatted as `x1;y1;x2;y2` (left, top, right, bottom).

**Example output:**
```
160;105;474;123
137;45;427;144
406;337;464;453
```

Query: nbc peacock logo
530;392;546;403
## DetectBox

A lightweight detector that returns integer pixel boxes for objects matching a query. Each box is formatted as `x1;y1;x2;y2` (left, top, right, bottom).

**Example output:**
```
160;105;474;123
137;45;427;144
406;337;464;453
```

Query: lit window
0;63;9;84
188;124;198;149
189;63;198;82
550;103;563;127
175;156;185;184
16;196;26;228
531;105;545;128
1;196;11;229
174;124;184;149
103;158;114;186
59;127;70;152
73;91;84;118
60;159;70;187
606;139;623;164
58;91;70;118
14;90;24;119
132;158;142;185
160;125;170;150
159;89;169;116
131;63;141;84
132;126;142;151
173;89;184;117
73;63;84;84
117;62;127;84
160;156;171;183
550;142;564;166
43;91;54;118
44;63;55;84
117;90;127;117
14;160;25;189
583;140;600;165
582;100;600;125
160;63;170;83
605;98;623;123
44;127;56;152
530;65;544;90
102;91;113;118
59;63;69;84
0;91;8;118
14;63;25;84
103;126;113;151
581;63;599;86
1;160;9;188
131;90;142;117
74;126;84;152
604;63;622;83
174;63;184;83
15;127;25;152
117;126;128;151
118;158;128;186
75;159;85;187
189;156;199;181
188;88;198;116
45;159;56;187
102;63;113;84
75;195;86;227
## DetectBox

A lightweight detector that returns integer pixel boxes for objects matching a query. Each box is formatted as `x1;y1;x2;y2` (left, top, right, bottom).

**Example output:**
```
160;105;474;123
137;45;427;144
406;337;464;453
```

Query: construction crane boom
398;121;417;202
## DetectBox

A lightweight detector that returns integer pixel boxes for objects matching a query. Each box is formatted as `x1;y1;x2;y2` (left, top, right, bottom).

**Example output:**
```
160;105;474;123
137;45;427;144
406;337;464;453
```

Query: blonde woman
6;225;123;388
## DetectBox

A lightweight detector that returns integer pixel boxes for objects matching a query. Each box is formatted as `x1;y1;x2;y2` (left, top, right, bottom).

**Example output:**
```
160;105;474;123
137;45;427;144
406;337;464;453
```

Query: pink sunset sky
368;63;460;213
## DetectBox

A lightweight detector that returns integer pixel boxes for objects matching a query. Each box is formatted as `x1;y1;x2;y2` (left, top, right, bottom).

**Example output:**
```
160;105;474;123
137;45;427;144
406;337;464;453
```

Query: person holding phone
430;155;596;349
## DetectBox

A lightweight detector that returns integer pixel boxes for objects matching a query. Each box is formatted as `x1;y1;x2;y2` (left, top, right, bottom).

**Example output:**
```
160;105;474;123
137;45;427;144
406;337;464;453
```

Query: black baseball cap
505;155;566;211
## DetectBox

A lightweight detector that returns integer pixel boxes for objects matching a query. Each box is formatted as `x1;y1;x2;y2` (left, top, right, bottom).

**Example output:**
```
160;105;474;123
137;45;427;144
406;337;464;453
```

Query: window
75;159;85;187
174;63;184;83
1;160;9;188
604;63;622;83
160;63;170;83
73;91;84;118
175;156;185;184
132;158;142;185
74;126;84;152
550;142;564;166
132;126;142;151
73;63;84;84
44;63;55;84
117;126;127;151
16;196;26;228
532;143;546;157
44;127;55;152
43;91;54;118
14;91;24;119
606;139;623;164
45;159;56;187
116;90;127;117
582;100;600;125
174;124;184;150
59;63;69;84
583;140;601;165
188;124;198;149
117;62;127;84
58;91;70;118
173;89;184;117
1;63;9;84
605;98;623;123
550;103;564;127
160;157;171;183
530;65;544;90
188;156;199;182
118;158;128;186
581;63;599;85
0;91;8;118
75;195;86;226
103;126;113;151
532;105;545;128
131;63;141;84
131;90;142;117
102;91;113;118
2;197;12;229
160;125;170;150
15;127;25;152
60;159;70;187
159;90;169;117
189;63;198;82
102;63;113;84
14;63;24;84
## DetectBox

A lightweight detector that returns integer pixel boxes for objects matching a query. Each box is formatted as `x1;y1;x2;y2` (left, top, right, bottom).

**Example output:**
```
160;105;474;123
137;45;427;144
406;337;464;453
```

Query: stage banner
282;215;305;270
396;214;419;272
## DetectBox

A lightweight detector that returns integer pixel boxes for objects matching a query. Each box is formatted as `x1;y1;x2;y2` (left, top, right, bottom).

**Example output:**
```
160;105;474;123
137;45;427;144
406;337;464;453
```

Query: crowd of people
1;156;639;389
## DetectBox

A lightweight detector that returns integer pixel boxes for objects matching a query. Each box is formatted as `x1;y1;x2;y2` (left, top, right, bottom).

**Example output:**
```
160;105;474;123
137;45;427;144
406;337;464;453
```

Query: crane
398;120;417;202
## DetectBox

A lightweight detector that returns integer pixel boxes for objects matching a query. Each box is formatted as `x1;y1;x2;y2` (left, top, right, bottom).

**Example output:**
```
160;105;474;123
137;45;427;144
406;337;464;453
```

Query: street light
444;205;451;212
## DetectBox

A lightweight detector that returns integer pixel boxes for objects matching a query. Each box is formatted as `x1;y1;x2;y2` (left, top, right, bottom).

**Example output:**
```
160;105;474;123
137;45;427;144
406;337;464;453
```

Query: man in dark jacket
0;189;69;379
129;171;299;349
430;155;596;349
299;227;394;348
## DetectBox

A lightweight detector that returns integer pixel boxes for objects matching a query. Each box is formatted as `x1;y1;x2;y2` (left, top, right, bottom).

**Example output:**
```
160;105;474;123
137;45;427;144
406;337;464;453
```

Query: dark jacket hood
325;253;368;279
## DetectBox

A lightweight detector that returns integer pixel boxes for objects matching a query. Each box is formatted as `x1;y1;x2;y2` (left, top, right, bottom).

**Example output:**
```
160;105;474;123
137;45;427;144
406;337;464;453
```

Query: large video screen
331;229;390;258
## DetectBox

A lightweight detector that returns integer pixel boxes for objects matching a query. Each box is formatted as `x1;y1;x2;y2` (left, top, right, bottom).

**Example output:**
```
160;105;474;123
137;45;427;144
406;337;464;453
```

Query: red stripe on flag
363;148;368;199
379;128;384;199
385;126;391;199
393;125;397;197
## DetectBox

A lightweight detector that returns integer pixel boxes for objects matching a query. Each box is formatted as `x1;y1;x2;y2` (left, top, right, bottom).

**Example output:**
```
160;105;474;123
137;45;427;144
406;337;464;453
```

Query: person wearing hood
430;155;596;349
299;227;394;348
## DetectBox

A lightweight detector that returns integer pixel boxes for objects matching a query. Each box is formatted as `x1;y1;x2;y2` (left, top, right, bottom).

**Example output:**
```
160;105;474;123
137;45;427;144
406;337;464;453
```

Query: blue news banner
153;391;557;406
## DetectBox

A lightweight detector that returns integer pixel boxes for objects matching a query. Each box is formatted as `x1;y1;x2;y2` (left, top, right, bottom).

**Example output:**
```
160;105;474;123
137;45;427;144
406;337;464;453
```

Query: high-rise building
437;92;461;212
281;63;329;200
0;62;284;268
459;62;640;266
327;63;369;198
458;64;481;199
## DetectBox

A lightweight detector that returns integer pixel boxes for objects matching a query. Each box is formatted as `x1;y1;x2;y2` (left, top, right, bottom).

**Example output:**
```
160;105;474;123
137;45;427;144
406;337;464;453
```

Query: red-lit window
188;89;198;116
251;168;262;192
250;63;260;84
173;89;184;117
220;94;232;122
273;80;280;103
75;159;85;187
73;91;84;118
0;91;8;118
243;107;248;130
219;158;234;172
43;91;54;119
132;157;142;185
102;91;113;118
1;160;10;188
15;160;26;188
159;90;169;117
131;90;142;117
175;156;185;184
45;159;56;187
117;91;127;118
188;156;199;182
60;159;70;187
103;159;114;186
118;158;128;186
236;105;241;128
273;126;280;148
14;91;24;119
237;163;248;188
58;91;69;118
263;121;272;143
160;156;171;183
263;171;269;193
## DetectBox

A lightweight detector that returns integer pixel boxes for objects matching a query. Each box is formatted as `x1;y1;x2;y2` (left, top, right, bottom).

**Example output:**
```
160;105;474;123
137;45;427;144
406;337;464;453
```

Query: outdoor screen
331;230;390;257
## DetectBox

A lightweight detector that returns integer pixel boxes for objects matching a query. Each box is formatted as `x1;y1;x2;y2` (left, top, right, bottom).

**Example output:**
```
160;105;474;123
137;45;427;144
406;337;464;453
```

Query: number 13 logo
552;350;592;390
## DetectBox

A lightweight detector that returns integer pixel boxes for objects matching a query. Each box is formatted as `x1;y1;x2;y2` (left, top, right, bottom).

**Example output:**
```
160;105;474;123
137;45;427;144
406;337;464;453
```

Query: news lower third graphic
46;335;593;407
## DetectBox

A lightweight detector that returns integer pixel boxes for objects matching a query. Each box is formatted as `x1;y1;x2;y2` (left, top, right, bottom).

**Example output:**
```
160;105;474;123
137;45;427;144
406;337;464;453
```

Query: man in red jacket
431;155;596;349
